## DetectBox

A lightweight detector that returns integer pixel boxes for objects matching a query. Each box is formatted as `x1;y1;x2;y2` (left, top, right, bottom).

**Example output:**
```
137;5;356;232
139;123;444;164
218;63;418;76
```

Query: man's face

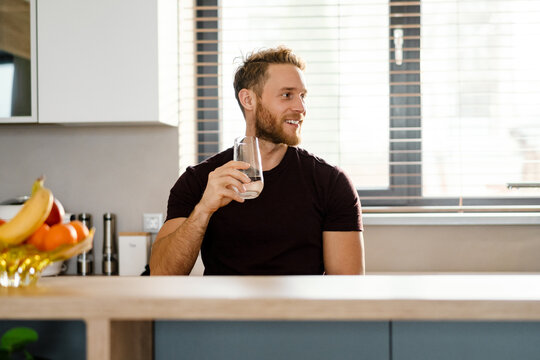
254;64;307;146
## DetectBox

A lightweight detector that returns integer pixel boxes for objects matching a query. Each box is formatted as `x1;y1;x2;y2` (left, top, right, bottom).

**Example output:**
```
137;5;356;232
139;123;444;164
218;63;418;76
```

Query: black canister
76;213;94;275
102;213;118;275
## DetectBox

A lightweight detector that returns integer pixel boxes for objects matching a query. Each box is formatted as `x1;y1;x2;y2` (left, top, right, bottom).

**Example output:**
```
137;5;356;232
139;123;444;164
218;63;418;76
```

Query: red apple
45;198;65;226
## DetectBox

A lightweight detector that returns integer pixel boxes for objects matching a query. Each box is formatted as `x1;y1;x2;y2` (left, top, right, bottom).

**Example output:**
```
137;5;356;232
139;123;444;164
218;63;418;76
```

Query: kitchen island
2;275;540;359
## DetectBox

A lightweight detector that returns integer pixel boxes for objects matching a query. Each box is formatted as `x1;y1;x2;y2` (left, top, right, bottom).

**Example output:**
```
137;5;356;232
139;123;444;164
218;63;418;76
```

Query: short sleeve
166;167;204;221
323;168;363;231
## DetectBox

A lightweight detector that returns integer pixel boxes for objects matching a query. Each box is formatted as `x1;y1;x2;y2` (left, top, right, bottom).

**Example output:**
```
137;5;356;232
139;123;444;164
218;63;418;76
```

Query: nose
292;96;307;115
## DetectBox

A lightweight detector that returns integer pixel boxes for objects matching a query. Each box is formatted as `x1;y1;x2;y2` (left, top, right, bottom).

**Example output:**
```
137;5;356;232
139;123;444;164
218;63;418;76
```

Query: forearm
150;160;250;275
149;204;212;275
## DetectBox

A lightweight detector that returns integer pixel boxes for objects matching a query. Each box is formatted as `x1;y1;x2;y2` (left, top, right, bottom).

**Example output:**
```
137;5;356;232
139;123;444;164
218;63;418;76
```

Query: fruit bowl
0;228;94;288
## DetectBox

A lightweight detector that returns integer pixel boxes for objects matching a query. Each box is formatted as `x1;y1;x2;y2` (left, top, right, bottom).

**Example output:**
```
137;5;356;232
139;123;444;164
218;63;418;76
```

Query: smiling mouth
285;120;301;125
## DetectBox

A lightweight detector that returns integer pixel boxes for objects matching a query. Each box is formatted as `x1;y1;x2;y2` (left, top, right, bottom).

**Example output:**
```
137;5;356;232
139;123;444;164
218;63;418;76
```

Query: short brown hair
233;46;305;113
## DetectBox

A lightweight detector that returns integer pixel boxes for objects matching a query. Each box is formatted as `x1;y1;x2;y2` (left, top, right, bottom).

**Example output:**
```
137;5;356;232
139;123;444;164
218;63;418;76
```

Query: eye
281;92;291;99
300;93;306;100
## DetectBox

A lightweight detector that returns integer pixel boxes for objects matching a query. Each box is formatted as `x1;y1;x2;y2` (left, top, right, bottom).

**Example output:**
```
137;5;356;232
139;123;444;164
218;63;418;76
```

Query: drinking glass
233;136;264;199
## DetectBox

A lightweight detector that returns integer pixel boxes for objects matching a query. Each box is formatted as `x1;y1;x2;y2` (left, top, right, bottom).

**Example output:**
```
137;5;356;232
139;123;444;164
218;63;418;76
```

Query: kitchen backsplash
0;124;180;274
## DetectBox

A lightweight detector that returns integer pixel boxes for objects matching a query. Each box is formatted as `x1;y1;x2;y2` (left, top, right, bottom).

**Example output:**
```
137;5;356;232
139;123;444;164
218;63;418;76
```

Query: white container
0;205;23;221
118;232;151;276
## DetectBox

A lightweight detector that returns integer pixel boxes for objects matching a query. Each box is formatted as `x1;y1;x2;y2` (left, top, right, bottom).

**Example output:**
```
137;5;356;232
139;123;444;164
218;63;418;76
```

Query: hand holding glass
233;136;264;199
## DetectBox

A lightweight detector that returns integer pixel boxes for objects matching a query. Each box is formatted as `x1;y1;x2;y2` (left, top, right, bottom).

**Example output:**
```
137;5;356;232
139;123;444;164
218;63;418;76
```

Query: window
181;0;540;207
421;0;540;203
220;1;389;191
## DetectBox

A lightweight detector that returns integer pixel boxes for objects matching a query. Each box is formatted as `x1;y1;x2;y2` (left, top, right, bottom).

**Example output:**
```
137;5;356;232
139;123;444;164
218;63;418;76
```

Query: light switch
143;213;163;233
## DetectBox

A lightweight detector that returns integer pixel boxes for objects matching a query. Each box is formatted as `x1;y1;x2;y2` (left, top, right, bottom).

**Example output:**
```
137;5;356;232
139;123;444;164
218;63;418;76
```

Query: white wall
365;224;540;273
0;123;180;274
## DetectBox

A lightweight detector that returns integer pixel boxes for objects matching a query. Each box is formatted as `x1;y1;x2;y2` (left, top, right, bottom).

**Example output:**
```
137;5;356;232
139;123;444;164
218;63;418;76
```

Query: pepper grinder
76;213;94;275
102;213;118;275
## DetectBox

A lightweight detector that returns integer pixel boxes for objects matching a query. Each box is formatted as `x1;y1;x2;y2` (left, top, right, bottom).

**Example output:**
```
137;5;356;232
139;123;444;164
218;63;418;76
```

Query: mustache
282;113;305;122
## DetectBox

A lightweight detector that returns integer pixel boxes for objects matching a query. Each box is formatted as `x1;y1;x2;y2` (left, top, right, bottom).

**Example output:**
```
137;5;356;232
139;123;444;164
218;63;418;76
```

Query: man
150;46;364;275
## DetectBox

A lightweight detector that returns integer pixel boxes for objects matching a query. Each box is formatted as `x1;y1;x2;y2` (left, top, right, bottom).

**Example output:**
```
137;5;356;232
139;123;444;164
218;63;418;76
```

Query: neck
254;137;288;171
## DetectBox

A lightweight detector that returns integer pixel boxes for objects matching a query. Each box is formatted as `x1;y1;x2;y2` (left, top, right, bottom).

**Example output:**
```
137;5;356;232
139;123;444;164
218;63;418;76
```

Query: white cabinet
36;0;178;125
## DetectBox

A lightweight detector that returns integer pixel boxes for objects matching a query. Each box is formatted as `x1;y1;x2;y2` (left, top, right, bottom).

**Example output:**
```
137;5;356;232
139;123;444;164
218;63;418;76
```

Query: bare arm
323;231;365;275
149;161;251;275
149;207;208;275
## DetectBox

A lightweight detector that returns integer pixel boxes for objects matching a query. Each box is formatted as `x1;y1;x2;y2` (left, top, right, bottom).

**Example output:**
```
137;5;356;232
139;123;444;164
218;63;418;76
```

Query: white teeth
286;120;300;125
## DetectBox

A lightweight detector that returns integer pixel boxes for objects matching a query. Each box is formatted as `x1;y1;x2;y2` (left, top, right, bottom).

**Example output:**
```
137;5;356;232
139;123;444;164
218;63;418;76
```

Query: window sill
362;207;540;226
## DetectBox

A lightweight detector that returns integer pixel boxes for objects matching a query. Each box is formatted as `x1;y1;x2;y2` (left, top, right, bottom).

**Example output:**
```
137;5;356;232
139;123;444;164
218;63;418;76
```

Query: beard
255;101;302;146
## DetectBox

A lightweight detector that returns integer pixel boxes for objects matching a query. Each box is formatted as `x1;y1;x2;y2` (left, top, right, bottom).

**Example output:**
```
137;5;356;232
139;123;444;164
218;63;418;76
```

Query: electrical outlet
143;213;163;233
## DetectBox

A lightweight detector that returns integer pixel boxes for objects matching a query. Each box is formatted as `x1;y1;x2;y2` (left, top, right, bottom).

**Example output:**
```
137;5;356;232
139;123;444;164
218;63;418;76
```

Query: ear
238;89;256;112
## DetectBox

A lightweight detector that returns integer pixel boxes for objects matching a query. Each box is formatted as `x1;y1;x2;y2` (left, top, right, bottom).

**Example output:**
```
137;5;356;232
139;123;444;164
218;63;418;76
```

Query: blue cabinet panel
0;320;86;360
393;321;540;360
156;321;389;360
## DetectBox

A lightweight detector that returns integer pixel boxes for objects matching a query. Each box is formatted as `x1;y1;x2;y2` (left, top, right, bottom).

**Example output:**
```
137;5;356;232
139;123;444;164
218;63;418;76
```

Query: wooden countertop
3;275;540;321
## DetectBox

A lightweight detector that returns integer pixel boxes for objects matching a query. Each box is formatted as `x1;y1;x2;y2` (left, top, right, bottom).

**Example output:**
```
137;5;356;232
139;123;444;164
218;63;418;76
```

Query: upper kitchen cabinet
37;0;178;125
0;0;38;123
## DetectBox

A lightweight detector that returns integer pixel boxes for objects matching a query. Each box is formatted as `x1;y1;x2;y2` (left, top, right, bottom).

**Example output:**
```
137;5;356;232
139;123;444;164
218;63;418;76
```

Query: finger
223;188;245;203
208;175;248;197
213;167;251;184
224;160;251;170
224;178;247;193
234;169;252;184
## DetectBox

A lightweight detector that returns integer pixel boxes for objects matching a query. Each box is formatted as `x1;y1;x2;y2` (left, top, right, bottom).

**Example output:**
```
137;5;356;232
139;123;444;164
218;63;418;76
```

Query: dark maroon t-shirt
166;146;363;275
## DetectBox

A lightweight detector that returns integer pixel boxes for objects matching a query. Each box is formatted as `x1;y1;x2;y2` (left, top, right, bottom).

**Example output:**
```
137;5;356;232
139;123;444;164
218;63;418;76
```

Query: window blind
219;0;390;189
180;0;540;206
421;0;540;199
178;0;197;172
179;0;220;171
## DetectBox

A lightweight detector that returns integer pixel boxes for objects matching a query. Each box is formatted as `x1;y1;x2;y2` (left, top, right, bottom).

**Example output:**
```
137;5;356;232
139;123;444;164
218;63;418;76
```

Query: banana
0;177;54;246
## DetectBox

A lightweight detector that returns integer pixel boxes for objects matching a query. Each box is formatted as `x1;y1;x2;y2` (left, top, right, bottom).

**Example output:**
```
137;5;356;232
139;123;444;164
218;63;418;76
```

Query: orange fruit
42;223;78;251
0;219;6;226
26;223;51;251
69;220;89;242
